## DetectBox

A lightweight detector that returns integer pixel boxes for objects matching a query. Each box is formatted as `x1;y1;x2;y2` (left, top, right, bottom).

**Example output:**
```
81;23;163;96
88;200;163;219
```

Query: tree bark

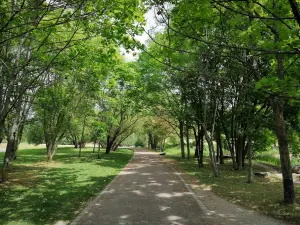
186;125;190;160
0;120;5;144
216;124;224;164
93;141;96;153
271;6;295;204
199;126;204;167
247;139;253;183
192;125;199;158
288;0;300;27
1;117;19;182
273;99;295;203
179;120;185;158
46;142;56;161
79;113;87;158
105;135;111;154
221;120;237;170
237;134;244;170
97;141;101;159
148;132;152;149
204;127;219;177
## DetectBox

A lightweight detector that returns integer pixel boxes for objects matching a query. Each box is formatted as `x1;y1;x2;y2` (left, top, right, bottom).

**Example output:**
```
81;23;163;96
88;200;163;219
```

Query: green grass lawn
0;147;133;225
165;147;300;224
255;150;300;167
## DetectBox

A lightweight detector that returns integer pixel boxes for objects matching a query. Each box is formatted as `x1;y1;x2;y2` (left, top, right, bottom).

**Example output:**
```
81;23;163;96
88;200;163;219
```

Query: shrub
134;138;145;147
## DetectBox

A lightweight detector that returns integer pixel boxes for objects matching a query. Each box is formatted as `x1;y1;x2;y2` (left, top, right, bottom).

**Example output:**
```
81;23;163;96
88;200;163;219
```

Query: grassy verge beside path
0;147;133;225
164;147;300;224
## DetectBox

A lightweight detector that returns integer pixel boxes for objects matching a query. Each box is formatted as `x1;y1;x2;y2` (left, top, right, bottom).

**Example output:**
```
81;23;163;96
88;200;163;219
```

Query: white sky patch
123;7;165;62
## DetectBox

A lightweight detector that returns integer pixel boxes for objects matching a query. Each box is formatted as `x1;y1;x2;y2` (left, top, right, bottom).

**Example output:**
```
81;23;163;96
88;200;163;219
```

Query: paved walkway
71;149;291;225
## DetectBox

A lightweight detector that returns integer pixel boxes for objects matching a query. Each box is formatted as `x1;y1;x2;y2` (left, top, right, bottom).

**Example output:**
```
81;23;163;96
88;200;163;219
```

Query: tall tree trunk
148;133;152;149
1;132;16;183
79;113;87;158
216;137;220;164
242;135;248;168
199;126;204;167
105;135;112;154
271;7;295;204
73;135;78;148
193;125;203;167
193;125;199;158
97;141;101;159
93;141;96;153
273;100;295;203
179;120;185;158
247;139;253;183
237;134;244;170
1;115;19;182
221;121;237;169
216;125;224;164
204;128;219;177
186;125;190;160
15;122;25;157
0;119;5;144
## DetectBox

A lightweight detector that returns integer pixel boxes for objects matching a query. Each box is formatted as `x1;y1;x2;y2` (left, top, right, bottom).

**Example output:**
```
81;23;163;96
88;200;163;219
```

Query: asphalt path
71;149;291;225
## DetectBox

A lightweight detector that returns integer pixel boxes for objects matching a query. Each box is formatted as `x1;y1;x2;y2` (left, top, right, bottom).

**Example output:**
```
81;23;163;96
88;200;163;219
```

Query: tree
0;0;145;181
142;0;300;203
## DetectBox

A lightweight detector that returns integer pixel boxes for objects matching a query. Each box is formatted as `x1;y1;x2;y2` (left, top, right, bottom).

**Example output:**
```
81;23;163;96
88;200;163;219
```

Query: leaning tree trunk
192;125;199;157
15;122;25;158
1;119;19;182
1;136;15;183
105;135;111;154
271;13;295;204
46;142;56;161
204;129;219;177
221;121;237;170
273;99;295;204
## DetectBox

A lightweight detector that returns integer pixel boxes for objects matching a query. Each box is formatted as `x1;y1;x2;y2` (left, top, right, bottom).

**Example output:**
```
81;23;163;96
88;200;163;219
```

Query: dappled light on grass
0;147;133;225
165;147;300;223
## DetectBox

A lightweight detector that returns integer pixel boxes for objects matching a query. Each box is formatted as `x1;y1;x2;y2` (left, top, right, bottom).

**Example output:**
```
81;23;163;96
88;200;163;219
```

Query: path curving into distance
71;149;291;225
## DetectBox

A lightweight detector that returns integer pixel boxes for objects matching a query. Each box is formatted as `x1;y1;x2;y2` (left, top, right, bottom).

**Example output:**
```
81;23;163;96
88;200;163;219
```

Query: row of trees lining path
137;0;300;205
0;0;299;207
0;0;145;181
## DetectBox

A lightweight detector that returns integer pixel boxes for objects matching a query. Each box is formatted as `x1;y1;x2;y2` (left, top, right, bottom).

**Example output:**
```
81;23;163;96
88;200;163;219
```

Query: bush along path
71;149;292;225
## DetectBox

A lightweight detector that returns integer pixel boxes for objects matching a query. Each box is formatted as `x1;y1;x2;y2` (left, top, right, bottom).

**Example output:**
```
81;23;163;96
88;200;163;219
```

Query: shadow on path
72;149;292;225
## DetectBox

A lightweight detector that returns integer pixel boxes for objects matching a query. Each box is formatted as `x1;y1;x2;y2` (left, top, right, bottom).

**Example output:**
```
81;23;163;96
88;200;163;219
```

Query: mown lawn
255;150;300;167
165;147;300;224
0;147;133;225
